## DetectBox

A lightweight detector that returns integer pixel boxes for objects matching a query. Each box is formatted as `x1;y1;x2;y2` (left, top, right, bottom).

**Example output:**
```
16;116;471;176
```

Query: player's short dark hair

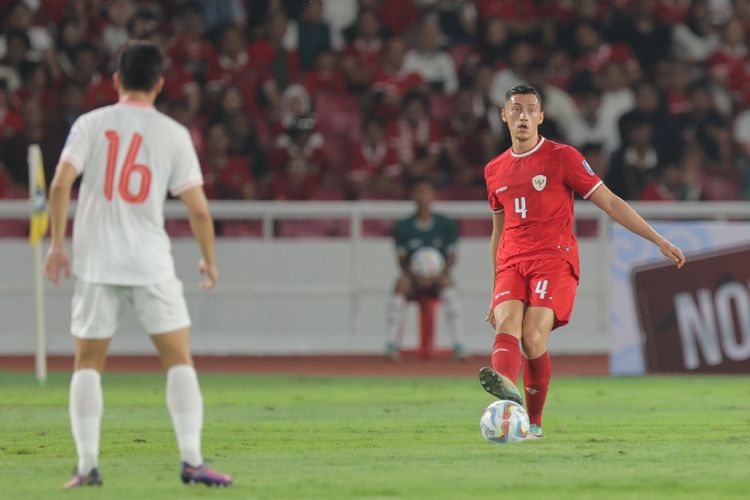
409;176;434;192
117;40;164;92
505;84;543;108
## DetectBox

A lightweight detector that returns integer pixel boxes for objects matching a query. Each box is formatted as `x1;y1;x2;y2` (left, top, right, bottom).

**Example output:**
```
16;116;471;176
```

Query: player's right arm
179;186;218;289
44;161;80;286
485;211;505;326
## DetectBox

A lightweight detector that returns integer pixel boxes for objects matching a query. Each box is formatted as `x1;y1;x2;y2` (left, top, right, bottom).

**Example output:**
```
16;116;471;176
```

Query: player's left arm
589;184;686;268
44;161;80;286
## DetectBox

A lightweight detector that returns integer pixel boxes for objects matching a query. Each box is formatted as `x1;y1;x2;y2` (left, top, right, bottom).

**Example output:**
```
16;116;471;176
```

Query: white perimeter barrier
0;200;747;356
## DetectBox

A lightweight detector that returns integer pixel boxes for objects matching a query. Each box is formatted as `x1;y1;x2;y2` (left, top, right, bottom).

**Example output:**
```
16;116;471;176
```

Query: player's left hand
44;246;70;287
658;238;686;269
199;259;218;289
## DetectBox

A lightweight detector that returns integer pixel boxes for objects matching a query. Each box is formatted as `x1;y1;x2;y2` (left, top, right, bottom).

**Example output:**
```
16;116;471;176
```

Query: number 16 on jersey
104;131;152;203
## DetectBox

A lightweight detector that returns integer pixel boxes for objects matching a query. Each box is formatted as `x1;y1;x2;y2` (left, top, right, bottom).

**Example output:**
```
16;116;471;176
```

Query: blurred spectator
387;90;441;179
477;17;509;68
618;81;677;161
0;29;31;92
671;0;720;63
322;0;357;51
707;18;748;104
348;116;402;199
0;79;22;138
102;0;134;57
224;112;268;188
249;10;300;102
402;17;458;95
675;81;732;172
470;64;504;142
606;113;663;199
369;36;425;121
379;0;419;36
195;0;246;35
639;162;702;201
609;0;672;73
440;86;493;186
656;59;693;115
302;50;346;96
437;0;478;45
1;98;61;186
340;8;384;90
201;122;255;200
476;0;539;38
0;1;53;60
296;0;331;72
570;21;640;92
271;113;326;199
570;87;616;152
206;24;259;111
594;60;636;153
166;2;216;82
71;44;118;110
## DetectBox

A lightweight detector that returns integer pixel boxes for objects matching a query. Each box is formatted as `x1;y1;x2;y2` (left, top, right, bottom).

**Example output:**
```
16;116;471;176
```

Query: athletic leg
150;329;232;486
385;275;413;358
521;307;554;437
437;276;464;357
64;281;122;489
66;338;110;488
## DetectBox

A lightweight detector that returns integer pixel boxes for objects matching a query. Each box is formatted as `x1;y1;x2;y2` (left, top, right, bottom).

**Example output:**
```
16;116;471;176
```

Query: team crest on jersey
582;159;595;176
532;175;547;191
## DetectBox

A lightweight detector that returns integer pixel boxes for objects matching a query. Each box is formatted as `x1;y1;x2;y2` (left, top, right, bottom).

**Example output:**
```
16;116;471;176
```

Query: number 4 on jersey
514;196;527;219
535;279;548;299
104;131;151;203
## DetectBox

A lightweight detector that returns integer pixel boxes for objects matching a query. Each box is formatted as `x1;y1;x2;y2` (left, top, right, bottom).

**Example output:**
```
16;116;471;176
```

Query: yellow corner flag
28;144;49;246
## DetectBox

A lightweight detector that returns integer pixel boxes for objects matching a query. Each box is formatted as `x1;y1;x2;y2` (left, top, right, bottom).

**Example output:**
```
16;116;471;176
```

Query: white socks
166;364;204;467
69;369;103;475
386;294;407;345
440;287;464;345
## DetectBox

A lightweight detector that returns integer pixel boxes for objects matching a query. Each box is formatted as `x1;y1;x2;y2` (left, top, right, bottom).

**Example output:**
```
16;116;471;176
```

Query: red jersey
484;137;603;278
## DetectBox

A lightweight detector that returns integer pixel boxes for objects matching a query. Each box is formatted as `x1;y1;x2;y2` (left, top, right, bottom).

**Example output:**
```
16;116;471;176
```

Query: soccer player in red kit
481;85;686;439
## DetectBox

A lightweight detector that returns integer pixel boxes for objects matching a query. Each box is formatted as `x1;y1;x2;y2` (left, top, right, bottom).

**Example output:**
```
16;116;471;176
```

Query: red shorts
492;259;578;330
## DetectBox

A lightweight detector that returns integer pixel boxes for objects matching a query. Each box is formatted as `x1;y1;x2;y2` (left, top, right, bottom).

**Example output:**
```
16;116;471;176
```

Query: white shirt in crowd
403;49;459;94
59;99;203;286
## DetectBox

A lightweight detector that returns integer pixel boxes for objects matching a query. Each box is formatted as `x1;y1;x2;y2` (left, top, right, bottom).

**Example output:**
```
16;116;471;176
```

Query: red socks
491;333;522;383
523;352;551;427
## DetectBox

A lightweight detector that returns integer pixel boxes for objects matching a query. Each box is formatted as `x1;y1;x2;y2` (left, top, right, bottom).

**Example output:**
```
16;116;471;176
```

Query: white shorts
71;277;191;339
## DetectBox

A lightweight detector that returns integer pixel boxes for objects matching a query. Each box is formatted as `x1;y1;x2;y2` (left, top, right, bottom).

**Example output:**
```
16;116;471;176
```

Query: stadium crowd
1;0;750;204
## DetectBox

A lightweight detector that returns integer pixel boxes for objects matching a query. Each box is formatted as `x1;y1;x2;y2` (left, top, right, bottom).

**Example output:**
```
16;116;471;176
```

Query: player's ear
500;107;507;123
538;110;544;125
113;72;121;92
154;77;165;96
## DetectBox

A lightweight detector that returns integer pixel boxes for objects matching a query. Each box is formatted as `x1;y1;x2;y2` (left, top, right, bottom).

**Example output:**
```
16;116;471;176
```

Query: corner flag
28;144;49;246
28;144;48;383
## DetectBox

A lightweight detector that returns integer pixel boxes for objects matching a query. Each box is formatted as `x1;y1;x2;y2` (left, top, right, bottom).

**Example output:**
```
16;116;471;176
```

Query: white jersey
59;99;203;285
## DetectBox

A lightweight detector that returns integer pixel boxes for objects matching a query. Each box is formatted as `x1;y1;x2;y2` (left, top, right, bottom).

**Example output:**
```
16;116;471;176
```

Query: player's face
413;183;434;210
501;94;544;142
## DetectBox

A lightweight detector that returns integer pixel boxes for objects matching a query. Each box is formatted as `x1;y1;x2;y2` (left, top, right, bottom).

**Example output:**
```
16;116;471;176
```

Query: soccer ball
480;400;530;443
409;247;445;279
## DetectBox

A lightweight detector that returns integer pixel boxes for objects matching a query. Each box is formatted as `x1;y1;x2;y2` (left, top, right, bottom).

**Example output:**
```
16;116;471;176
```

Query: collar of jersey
117;98;155;109
511;136;545;158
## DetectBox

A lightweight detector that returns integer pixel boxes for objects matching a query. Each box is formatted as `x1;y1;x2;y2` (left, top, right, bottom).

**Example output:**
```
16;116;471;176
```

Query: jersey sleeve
169;127;204;196
59;116;91;173
485;168;504;213
562;145;603;199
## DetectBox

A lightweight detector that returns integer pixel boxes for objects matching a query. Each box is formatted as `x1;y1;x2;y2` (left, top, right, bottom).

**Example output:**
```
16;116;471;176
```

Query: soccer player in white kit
44;41;232;489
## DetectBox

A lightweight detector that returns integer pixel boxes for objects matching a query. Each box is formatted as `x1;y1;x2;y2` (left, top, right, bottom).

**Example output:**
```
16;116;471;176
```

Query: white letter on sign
674;289;722;370
714;282;750;362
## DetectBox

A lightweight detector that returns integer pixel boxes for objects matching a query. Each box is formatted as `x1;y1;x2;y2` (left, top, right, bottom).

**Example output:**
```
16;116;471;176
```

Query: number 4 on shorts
535;279;548;299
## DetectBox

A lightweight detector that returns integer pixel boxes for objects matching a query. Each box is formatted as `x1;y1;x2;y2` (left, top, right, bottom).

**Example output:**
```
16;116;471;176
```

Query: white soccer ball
480;400;530;444
409;247;445;279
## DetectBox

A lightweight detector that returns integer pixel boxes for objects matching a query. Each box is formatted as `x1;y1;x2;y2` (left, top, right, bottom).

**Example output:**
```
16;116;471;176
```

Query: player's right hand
658;238;686;269
199;259;218;289
44;246;70;287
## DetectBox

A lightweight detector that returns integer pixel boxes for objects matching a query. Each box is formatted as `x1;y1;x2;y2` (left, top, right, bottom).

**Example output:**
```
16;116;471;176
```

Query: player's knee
521;328;548;358
494;313;522;337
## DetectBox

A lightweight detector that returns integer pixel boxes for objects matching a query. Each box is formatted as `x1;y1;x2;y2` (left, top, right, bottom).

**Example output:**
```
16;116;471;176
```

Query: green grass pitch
1;371;749;499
